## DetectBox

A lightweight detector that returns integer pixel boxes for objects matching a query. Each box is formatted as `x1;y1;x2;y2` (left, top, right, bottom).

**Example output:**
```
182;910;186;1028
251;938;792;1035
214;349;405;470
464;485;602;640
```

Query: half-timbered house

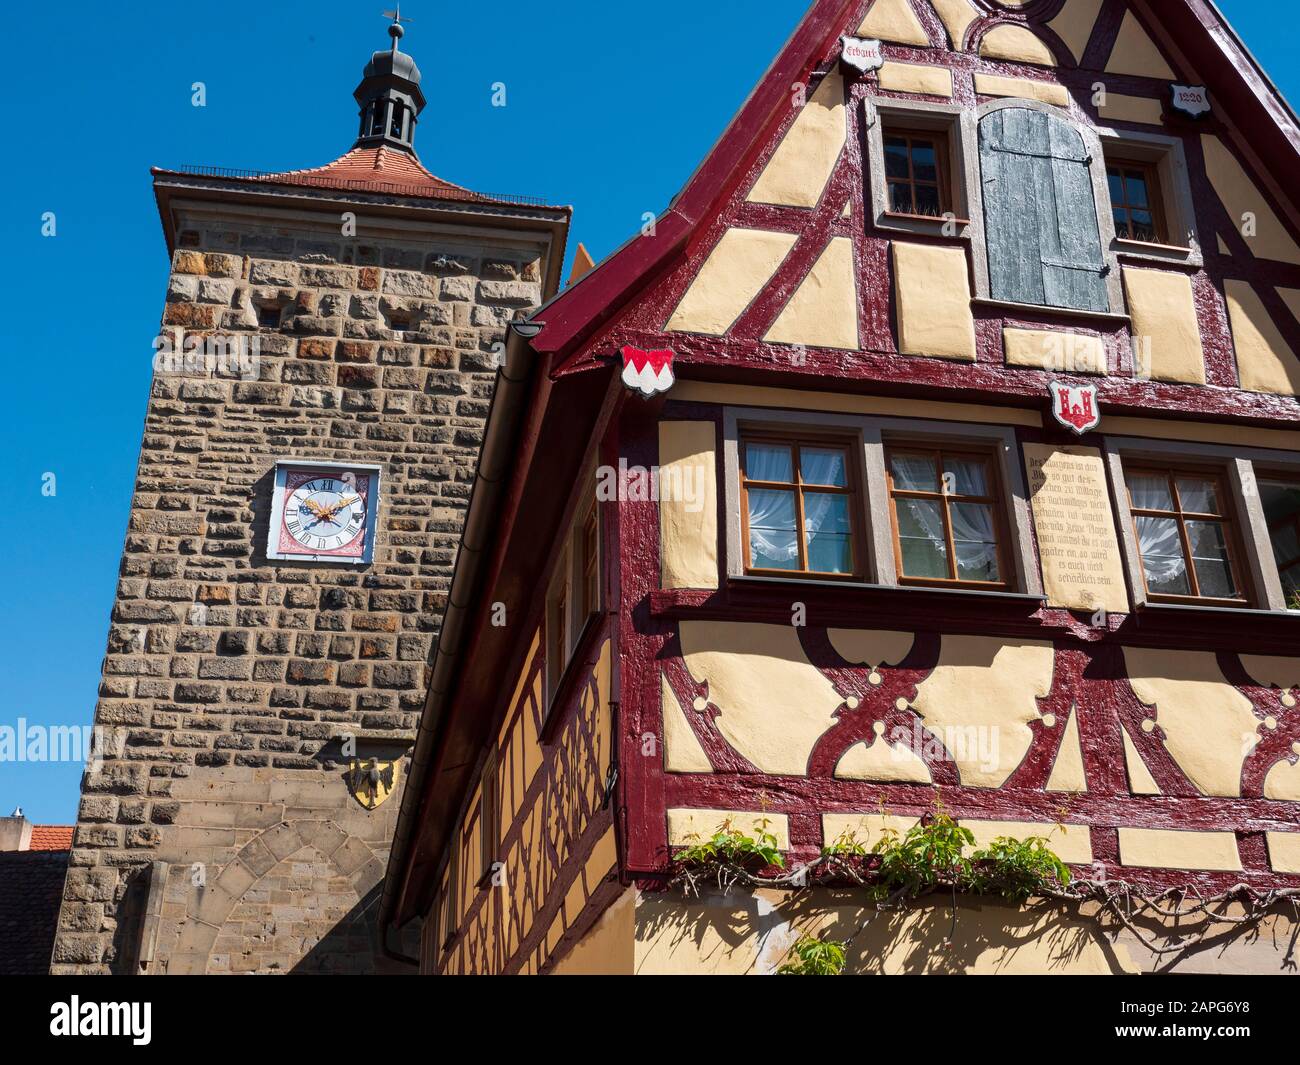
381;0;1300;974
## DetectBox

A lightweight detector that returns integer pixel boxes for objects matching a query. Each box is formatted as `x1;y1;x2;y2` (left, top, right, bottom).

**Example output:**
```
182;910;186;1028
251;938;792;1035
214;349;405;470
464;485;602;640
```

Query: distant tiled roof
153;145;561;210
0;850;69;975
29;826;73;851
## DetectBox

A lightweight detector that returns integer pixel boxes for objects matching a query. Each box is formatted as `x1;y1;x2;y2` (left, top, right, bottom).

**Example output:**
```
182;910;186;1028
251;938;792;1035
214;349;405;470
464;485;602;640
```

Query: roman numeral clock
267;460;382;564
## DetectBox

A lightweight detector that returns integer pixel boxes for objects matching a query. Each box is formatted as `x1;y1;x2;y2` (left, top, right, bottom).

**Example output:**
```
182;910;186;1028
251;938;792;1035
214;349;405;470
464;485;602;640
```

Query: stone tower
51;18;570;974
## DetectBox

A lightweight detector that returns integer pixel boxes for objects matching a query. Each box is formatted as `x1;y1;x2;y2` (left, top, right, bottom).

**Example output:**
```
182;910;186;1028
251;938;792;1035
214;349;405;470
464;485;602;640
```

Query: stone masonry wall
51;201;550;974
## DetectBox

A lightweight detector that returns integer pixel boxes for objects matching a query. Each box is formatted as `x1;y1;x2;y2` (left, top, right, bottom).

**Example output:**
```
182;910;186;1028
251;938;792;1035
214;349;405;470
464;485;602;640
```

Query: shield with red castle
621;345;675;397
1049;381;1101;434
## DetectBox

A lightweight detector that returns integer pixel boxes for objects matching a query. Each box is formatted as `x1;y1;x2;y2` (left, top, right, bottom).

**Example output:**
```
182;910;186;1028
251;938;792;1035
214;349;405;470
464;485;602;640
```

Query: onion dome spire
353;8;426;156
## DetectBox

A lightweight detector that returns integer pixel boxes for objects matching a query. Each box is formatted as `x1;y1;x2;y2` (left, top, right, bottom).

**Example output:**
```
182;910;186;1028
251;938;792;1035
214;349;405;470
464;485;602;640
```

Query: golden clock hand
321;496;362;521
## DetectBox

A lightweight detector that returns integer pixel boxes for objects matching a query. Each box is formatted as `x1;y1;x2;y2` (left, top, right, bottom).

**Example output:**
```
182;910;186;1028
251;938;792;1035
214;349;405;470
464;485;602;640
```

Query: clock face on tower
266;461;382;564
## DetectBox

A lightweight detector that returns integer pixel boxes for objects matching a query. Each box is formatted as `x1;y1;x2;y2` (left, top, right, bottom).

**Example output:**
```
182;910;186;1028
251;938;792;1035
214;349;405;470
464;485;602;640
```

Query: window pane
950;502;1000;582
748;488;799;569
890;453;939;492
1186;521;1238;598
884;137;910;178
1176;476;1220;515
1260;480;1300;526
1135;515;1190;595
944;457;990;498
1127;472;1175;512
914;184;942;217
746;442;793;483
805;493;853;573
1130;212;1156;241
888;181;913;213
895;498;948;578
1126;172;1149;208
911;142;937;183
1107;169;1124;202
1271;521;1300;566
1113;208;1130;234
801;447;847;487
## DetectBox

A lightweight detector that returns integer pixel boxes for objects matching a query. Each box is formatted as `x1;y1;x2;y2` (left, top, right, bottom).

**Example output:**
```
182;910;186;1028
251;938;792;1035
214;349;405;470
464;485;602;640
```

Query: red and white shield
621;345;675;397
1050;381;1101;434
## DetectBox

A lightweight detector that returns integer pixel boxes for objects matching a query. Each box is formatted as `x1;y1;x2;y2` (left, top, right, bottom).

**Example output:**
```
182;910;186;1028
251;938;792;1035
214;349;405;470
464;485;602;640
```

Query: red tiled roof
257;144;469;195
29;825;73;851
154;145;561;210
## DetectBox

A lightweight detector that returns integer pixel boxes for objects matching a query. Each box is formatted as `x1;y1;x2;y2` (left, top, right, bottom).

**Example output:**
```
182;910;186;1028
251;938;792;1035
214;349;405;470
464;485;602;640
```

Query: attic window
884;127;952;220
1107;159;1166;244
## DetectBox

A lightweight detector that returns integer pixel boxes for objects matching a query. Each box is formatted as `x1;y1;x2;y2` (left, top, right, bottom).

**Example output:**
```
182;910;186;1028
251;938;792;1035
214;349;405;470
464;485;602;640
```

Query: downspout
378;319;542;960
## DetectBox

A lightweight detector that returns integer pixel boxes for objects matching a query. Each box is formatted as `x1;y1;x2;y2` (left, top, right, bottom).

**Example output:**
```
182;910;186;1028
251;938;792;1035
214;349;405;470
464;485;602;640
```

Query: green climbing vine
671;799;1299;975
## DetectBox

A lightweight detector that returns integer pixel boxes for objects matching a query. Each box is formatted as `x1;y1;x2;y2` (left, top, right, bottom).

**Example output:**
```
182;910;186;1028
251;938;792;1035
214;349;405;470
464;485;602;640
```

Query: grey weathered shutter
979;108;1110;313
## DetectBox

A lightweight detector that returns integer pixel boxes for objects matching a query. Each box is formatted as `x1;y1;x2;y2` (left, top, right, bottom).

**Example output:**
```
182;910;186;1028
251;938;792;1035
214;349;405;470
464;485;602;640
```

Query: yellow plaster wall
549;887;636;975
878;61;954;98
764;236;859;350
1123;648;1260;798
679;621;844;776
1118;828;1242;872
1122;727;1161;794
857;0;929;46
964;820;1093;864
979;24;1056;67
930;0;977;49
633;890;1141;974
1005;327;1105;373
907;636;1056;787
1098;92;1164;126
973;73;1070;108
658;420;719;589
1121;266;1207;385
1224;280;1300;395
666;809;791;849
662;674;713;774
835;730;933;782
748;72;846;209
431;636;616;975
666;228;796;335
1200;135;1300;266
823;811;919;847
1268;833;1300;874
1105;11;1176;80
828;628;914;668
1048;0;1104;64
1264;758;1300;802
892;241;977;361
1044;707;1088;793
671;380;1043;427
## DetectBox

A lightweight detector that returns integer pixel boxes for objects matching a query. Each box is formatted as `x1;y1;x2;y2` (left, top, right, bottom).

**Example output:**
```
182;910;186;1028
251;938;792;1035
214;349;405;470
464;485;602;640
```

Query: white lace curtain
891;454;998;572
747;447;845;564
1128;477;1186;583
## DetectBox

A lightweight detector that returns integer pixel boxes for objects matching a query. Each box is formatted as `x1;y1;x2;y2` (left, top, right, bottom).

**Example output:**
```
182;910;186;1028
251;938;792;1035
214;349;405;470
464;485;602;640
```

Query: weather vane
382;6;413;54
383;6;414;28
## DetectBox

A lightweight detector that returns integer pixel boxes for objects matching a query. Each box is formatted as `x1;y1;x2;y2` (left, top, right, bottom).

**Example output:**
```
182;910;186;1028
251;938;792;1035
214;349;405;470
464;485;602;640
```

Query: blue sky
1;1;1293;823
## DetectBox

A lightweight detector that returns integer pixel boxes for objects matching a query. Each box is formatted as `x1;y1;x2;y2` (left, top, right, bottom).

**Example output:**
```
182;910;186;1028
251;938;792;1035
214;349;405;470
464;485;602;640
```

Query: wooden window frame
478;750;498;882
1106;157;1168;245
544;476;604;713
739;432;868;581
884;444;1013;592
882;125;956;222
440;834;460;952
1123;465;1251;606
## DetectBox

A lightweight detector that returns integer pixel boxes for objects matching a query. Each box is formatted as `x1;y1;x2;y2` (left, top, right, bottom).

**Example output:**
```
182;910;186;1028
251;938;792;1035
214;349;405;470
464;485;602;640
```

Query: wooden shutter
979;108;1110;313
